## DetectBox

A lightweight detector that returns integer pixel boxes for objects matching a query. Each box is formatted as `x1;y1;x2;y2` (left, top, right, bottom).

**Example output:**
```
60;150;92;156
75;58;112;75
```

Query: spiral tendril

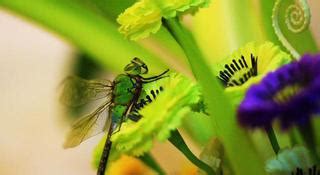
272;0;311;59
285;2;310;33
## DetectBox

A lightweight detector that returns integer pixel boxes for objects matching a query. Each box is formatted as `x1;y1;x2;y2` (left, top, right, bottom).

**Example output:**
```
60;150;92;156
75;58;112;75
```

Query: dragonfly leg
113;112;141;134
128;112;142;122
142;75;169;84
113;120;123;134
141;69;169;80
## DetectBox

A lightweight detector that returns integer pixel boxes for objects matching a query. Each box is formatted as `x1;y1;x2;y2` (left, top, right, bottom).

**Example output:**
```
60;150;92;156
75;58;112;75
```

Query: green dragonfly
61;57;168;175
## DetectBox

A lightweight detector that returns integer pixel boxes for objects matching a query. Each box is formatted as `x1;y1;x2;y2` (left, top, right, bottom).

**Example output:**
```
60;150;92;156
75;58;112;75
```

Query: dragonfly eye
141;64;148;74
125;58;148;75
131;57;145;65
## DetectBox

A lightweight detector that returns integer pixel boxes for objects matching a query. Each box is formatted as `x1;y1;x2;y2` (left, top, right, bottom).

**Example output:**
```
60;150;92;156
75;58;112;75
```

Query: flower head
93;73;200;164
265;146;317;175
104;155;155;175
213;42;291;104
238;54;320;129
117;0;211;40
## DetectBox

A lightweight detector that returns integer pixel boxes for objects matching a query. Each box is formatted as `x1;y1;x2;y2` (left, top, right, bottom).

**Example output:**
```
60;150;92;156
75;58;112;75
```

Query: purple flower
237;54;320;129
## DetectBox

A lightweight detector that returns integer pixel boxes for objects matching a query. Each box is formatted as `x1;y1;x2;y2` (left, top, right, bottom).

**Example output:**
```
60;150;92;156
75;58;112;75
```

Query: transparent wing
60;76;113;107
63;100;112;148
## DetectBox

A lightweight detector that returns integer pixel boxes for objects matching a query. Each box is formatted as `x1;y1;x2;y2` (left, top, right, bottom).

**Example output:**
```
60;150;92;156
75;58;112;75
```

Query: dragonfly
61;57;169;175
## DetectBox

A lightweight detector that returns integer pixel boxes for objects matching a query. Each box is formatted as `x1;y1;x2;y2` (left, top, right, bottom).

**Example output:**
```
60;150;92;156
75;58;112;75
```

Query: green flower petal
213;41;292;104
117;0;211;40
117;1;162;41
265;146;314;175
93;73;200;167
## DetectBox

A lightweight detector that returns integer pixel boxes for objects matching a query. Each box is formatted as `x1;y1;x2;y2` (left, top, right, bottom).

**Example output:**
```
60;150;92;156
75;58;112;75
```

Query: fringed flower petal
213;42;291;104
93;73;200;166
117;1;162;41
117;0;211;40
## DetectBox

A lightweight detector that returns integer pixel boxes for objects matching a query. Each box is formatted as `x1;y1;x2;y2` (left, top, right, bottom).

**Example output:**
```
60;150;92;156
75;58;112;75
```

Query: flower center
273;84;302;104
218;54;258;87
291;165;320;175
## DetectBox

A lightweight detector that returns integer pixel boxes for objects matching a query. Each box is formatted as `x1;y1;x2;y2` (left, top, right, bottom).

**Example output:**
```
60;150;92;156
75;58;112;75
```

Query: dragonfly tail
97;123;115;175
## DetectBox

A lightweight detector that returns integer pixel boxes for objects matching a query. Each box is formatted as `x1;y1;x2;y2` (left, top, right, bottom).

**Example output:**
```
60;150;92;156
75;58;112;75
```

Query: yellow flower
117;0;211;40
113;73;199;155
213;42;292;104
106;155;156;175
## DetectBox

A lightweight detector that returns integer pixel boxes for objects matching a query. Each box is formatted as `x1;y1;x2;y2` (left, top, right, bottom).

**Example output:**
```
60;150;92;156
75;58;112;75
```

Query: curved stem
168;129;215;175
298;121;320;163
139;153;165;175
265;127;280;154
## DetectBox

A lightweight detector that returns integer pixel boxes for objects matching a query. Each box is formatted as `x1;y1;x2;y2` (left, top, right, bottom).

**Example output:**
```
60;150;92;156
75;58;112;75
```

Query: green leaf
82;0;136;21
0;0;167;74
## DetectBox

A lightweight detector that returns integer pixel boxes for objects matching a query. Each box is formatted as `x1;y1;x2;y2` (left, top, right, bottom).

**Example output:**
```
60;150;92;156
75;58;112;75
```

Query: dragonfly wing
63;101;112;148
60;76;113;107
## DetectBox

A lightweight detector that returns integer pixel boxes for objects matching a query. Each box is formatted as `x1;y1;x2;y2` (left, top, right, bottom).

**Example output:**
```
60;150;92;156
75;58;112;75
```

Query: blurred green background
0;0;319;174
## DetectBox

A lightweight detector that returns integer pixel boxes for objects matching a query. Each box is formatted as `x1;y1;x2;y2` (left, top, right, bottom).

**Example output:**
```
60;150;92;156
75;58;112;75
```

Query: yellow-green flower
117;0;211;40
213;42;292;104
93;73;200;166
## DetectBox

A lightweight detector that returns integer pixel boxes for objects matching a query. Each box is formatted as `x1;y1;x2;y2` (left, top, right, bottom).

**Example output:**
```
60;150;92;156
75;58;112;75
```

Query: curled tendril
285;2;310;33
272;0;311;59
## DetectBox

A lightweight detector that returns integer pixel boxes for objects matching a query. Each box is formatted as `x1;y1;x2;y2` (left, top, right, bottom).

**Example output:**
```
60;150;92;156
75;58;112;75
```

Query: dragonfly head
124;57;149;75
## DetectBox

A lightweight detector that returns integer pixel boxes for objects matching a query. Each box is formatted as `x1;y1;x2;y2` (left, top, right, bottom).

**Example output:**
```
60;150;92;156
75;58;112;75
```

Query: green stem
289;129;298;146
138;153;165;175
168;129;215;175
298;121;320;163
265;127;280;154
163;17;266;175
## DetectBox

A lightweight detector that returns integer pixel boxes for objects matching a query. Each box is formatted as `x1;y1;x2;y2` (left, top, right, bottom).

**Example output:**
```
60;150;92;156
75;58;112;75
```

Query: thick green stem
168;129;215;175
265;127;280;154
139;153;165;175
163;17;266;175
298;121;320;163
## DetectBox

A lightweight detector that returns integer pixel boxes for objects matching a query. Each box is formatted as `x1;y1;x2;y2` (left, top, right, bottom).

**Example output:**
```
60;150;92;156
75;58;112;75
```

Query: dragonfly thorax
111;74;142;123
113;74;140;105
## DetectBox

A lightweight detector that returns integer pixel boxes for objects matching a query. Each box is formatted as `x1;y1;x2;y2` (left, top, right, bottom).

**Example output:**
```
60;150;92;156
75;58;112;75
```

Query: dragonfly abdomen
110;105;127;123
